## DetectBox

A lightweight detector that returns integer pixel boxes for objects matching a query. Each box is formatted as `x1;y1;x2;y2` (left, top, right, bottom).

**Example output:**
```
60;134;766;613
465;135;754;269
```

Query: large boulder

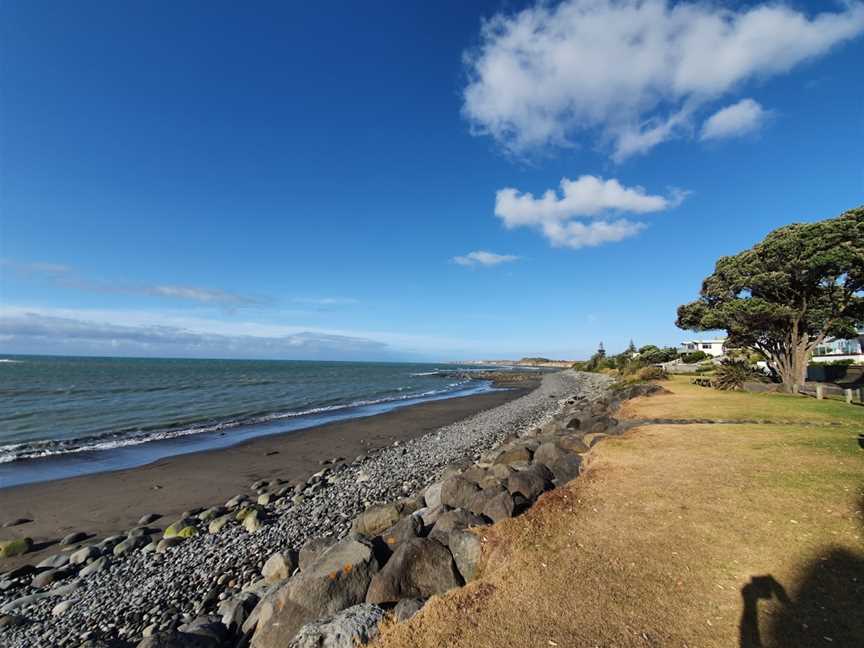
287;603;385;648
250;537;379;647
379;515;422;550
299;537;335;571
558;434;589;454
533;442;565;466
506;464;552;501
439;476;480;510
494;447;533;465
448;529;482;582
466;486;506;517
482;490;526;522
351;503;402;537
69;545;100;565
365;538;461;605
428;510;486;546
393;598;425;622
548;454;583;484
422;482;443;510
163;517;196;539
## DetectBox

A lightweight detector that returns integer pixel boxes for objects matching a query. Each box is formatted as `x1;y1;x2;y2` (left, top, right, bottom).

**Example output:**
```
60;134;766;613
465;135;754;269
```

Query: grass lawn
373;376;864;648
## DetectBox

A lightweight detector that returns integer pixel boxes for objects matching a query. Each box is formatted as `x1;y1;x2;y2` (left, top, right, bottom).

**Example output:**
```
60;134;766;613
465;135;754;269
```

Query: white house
678;339;727;358
811;330;864;364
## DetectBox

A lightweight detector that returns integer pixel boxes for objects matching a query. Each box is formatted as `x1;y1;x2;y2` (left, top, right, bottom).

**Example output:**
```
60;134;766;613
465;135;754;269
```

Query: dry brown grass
373;379;864;648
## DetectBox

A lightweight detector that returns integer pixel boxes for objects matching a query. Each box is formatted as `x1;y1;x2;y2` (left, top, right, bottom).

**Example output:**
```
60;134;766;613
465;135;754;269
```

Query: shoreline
0;386;532;571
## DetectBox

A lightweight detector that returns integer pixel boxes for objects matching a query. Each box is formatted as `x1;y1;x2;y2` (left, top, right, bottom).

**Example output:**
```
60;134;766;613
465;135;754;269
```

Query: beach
0;387;530;572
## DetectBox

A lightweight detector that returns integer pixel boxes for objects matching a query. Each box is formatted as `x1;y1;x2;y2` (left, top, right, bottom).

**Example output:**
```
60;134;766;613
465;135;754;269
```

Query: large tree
676;206;864;392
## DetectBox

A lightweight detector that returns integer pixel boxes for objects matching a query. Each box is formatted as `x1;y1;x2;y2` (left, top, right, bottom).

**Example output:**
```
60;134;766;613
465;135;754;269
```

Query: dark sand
0;387;531;570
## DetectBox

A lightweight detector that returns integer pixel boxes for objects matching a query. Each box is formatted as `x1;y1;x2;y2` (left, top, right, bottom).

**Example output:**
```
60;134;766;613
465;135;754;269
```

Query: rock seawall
0;371;661;647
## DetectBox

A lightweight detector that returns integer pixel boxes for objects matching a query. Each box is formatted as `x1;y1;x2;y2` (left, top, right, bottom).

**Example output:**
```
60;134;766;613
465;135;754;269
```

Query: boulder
351;503;402;537
428;509;487;546
217;591;259;632
448;529;482;582
493;447;533;465
466;486;506;517
489;463;514;480
262;552;297;583
439;476;480;510
565;416;581;429
413;505;446;532
379;514;422;550
583;432;608;447
299;537;335;571
0;538;32;558
461;466;487;485
69;545;101;565
482;490;524;522
287;603;385;648
533;441;565;466
243;510;263;533
197;507;225;523
365;538;461;605
393;598;425;622
0;613;27;628
59;531;87;547
250;537;379;647
548;454;583;484
31;568;67;589
506;466;551;501
136;630;221;647
558;434;589;454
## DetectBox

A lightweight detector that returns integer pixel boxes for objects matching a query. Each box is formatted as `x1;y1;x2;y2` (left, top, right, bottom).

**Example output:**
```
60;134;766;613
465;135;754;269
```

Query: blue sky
1;0;863;361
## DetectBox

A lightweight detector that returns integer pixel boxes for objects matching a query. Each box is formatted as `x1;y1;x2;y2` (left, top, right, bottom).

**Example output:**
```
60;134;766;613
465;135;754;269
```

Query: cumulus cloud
494;175;685;249
452;251;520;267
462;0;864;160
0;311;390;360
700;98;769;141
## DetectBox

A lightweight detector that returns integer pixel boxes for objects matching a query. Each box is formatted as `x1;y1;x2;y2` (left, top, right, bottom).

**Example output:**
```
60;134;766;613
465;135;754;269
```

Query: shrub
637;366;668;381
714;359;762;391
681;351;709;364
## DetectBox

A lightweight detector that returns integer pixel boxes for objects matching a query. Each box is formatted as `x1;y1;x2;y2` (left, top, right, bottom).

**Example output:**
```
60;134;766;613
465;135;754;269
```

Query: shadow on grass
739;495;864;647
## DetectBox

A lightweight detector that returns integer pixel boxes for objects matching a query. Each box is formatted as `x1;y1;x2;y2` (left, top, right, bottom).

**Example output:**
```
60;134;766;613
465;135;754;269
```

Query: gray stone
138;513;161;526
428;509;486;546
506;466;550;501
533;441;566;466
31;568;67;589
51;600;72;617
299;536;335;571
287;603;385;648
558;433;589;454
251;537;380;648
365;538;461;605
393;598;425;622
379;514;422;551
466;486;506;517
448;529;482;582
69;545;101;565
494;446;533;465
36;553;69;570
114;535;147;556
60;531;87;547
351;502;402;537
79;556;109;577
136;631;221;647
156;537;186;553
439;475;480;510
217;591;259;632
548;454;582;484
482;490;520;522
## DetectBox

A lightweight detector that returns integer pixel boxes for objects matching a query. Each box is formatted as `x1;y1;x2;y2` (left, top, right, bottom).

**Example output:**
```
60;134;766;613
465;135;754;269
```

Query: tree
627;339;637;354
677;206;864;392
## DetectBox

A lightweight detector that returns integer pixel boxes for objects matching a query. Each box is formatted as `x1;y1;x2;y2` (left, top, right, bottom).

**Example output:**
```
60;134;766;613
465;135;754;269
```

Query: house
811;329;864;364
678;339;726;358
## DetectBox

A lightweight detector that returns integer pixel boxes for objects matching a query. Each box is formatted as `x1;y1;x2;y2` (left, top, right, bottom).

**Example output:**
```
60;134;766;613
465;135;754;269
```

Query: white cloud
462;0;864;160
292;297;359;306
452;250;520;267
494;175;684;249
145;285;262;307
700;98;769;141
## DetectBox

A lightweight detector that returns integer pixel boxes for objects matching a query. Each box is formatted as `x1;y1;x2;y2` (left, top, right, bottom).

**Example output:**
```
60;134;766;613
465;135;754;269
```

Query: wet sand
0;387;532;570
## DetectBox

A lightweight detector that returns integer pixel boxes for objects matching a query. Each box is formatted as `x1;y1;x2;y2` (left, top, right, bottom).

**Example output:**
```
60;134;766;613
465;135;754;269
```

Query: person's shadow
739;495;864;647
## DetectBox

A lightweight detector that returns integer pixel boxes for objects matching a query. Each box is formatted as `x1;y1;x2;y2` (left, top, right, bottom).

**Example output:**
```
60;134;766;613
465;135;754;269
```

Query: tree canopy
676;206;864;390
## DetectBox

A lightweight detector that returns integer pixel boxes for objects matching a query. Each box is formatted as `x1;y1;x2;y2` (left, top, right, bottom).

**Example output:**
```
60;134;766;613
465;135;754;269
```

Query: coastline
0;386;532;571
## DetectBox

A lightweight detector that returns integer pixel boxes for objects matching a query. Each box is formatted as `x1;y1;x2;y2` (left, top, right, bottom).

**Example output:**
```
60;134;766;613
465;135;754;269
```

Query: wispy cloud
0;310;389;360
700;99;770;141
494;175;686;249
462;0;864;160
291;297;359;306
452;251;520;267
2;260;266;309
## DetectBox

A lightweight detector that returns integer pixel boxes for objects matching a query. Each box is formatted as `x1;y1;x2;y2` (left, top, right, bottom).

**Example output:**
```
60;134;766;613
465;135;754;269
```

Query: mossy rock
0;537;32;558
163;517;195;539
177;526;198;539
235;506;260;521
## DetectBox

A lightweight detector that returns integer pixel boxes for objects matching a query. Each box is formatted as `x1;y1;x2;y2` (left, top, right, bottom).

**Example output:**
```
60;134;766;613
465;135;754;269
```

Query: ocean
0;355;510;487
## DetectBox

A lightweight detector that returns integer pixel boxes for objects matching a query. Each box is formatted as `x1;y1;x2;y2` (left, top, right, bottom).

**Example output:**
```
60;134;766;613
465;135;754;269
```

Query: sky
1;0;863;362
